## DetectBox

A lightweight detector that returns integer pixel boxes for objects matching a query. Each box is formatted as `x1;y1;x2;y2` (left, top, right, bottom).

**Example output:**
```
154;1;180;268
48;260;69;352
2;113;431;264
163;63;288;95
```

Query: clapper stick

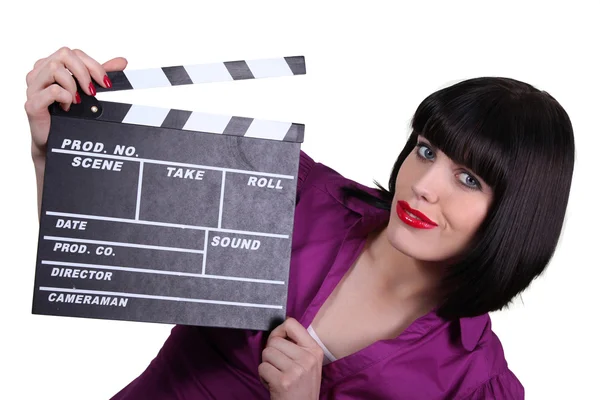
95;55;306;92
33;56;306;331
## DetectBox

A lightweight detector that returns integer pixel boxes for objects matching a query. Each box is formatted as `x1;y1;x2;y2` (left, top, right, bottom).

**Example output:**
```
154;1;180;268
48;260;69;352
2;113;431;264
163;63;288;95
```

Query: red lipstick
396;200;438;229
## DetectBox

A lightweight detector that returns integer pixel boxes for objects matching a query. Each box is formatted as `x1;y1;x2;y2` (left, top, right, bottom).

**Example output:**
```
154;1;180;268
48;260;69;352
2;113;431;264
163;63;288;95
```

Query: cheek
393;164;414;196
445;198;489;235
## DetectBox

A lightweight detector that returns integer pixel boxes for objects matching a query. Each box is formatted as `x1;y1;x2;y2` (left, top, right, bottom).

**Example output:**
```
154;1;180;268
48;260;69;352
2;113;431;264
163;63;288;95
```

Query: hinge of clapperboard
48;56;306;142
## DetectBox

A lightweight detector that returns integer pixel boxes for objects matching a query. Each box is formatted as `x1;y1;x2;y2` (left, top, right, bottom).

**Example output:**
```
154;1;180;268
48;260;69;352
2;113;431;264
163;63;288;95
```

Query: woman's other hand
259;317;323;400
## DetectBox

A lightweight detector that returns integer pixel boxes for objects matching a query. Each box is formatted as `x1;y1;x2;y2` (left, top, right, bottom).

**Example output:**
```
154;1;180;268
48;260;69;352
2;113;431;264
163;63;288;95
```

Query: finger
266;336;308;364
262;342;296;372
27;54;126;89
33;57;47;70
27;65;79;103
26;58;48;86
269;317;318;348
101;56;128;72
72;49;126;89
25;84;73;118
258;361;282;389
26;48;92;96
49;47;95;95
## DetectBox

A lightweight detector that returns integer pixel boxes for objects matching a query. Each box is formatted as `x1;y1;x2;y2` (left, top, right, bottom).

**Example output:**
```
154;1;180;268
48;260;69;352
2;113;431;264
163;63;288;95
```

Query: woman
25;48;575;399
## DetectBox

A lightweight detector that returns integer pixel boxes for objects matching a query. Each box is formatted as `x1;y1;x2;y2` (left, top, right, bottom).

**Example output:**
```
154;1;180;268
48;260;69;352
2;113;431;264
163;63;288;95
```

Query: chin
385;220;418;255
385;218;449;262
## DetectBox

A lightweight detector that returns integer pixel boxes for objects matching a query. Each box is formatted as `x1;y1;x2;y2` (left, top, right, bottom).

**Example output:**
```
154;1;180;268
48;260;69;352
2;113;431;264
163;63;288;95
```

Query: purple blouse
111;151;524;399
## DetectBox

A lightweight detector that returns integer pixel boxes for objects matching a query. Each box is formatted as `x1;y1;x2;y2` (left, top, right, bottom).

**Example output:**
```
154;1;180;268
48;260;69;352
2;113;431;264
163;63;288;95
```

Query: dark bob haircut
342;77;575;320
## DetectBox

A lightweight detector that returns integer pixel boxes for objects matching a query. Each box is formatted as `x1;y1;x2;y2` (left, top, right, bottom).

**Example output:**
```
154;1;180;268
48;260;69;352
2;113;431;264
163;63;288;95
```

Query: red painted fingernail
88;82;96;96
103;75;112;88
75;92;81;104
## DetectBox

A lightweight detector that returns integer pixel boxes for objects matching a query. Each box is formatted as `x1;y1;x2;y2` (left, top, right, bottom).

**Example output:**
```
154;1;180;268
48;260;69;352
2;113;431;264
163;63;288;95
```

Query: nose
411;162;445;204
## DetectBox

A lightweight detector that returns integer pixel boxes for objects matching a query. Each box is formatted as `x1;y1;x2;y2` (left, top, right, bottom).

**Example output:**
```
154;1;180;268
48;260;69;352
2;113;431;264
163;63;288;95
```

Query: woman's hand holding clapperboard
24;47;127;217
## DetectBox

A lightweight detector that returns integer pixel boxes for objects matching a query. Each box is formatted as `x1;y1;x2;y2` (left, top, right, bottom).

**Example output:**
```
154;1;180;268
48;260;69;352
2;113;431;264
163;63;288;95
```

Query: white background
2;1;598;399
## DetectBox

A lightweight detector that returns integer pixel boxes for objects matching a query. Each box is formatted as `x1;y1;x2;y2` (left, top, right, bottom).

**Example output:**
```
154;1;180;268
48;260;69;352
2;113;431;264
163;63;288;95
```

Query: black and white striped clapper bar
32;56;306;331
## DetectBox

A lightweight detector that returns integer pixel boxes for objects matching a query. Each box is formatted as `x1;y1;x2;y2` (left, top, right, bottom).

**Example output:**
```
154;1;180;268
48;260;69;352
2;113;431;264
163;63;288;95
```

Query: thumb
102;57;128;72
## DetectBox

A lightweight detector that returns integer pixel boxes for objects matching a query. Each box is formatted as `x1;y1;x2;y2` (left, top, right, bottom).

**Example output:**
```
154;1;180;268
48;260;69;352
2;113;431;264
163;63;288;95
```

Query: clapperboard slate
32;56;306;331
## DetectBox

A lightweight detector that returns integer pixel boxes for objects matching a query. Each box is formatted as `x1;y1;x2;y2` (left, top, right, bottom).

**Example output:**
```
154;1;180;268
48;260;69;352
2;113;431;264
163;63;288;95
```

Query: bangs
343;75;575;319
410;79;525;190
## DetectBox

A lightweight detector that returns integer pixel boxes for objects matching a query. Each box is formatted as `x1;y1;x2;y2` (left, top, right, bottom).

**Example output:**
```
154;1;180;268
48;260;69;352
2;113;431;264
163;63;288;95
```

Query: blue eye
416;143;435;160
458;172;481;190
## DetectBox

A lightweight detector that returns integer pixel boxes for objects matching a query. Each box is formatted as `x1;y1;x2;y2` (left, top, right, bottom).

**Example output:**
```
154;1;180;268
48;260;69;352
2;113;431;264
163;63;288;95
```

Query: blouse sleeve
460;370;524;400
296;150;315;200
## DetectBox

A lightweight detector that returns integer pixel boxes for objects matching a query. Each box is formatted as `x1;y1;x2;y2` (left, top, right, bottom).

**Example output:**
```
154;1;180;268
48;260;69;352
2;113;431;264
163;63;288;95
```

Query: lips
396;200;438;229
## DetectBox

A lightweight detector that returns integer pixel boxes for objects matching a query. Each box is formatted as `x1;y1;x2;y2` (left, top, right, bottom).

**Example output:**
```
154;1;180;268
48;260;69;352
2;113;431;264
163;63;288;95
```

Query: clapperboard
32;56;306;331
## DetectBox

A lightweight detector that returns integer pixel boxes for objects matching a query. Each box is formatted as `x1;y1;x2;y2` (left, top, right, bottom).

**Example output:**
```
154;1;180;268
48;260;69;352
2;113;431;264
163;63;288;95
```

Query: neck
364;225;445;308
